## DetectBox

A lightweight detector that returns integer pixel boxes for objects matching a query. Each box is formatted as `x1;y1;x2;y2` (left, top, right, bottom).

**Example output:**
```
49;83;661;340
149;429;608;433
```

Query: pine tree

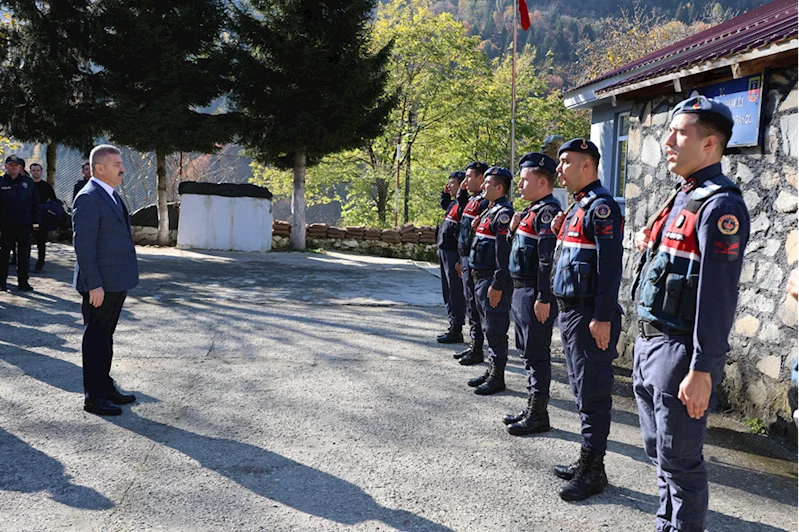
0;1;101;186
91;0;235;245
230;0;394;250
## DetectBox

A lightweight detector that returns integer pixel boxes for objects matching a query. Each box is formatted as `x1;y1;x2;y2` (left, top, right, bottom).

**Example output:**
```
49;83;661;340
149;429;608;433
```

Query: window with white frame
613;112;630;198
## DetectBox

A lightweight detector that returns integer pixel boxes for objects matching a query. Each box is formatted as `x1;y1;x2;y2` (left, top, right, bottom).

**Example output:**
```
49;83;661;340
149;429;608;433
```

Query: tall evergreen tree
230;0;394;250
0;1;100;186
91;0;235;245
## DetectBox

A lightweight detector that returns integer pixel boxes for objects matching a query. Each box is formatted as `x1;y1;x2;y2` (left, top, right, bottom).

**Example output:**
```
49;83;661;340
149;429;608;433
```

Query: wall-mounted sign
690;73;764;147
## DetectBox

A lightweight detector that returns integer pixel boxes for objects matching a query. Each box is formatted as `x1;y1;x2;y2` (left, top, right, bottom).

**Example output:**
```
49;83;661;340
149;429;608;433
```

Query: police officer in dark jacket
503;153;562;435
436;170;468;344
454;162;490;364
29;163;58;272
466;166;514;395
0;155;40;291
551;139;623;501
73;161;91;205
632;96;749;532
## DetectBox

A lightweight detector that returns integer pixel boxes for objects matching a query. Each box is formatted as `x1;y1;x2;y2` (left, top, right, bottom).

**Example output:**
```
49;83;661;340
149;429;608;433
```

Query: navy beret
465;161;489;174
558;138;600;161
671;95;734;129
518;152;557;173
485;166;513;180
5;154;24;166
449;170;466;180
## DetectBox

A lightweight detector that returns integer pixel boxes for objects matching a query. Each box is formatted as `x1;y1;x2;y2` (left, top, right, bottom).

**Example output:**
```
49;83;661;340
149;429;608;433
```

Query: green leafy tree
230;0;394;250
0;1;100;186
91;0;234;245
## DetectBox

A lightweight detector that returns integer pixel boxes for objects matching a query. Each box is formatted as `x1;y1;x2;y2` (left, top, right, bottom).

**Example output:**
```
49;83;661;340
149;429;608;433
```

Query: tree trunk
156;151;170;246
403;143;411;223
375;176;389;225
290;147;307;250
46;144;57;187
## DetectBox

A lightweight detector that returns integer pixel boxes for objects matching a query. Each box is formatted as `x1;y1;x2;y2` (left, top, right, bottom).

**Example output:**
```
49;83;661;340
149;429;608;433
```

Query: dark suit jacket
72;179;138;293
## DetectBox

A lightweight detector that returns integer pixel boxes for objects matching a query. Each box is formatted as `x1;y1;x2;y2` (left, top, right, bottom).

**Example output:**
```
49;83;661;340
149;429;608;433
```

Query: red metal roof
571;0;798;95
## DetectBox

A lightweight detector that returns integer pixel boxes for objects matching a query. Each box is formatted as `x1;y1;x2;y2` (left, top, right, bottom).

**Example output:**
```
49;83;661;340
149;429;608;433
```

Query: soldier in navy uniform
0;155;40;292
454;162;490;364
551;139;624;501
503;152;562;435
436;170;468;344
465;166;514;395
632;96;749;532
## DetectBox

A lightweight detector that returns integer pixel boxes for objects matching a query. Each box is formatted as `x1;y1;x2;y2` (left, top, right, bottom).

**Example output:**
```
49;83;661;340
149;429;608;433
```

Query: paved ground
0;243;796;532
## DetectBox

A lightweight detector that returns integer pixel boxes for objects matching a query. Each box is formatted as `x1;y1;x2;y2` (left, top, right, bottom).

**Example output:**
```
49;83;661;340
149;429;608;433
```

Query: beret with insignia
518;152;557;173
558;138;601;162
465;161;489;174
449;170;466;182
485;166;513;180
671;95;734;130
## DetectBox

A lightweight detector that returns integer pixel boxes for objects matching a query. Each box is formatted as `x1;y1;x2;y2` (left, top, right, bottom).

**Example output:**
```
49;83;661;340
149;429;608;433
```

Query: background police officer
632;96;749;532
73;161;91;205
454;162;490;364
465;166;514;395
436;170;468;344
503;152;562;435
29;163;59;273
551;139;623;501
0;155;40;291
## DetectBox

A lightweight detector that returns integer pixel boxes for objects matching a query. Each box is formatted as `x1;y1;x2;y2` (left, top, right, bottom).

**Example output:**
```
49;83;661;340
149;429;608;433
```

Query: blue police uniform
551;139;623;502
437;171;467;343
632;96;750;532
510;193;561;398
455;162;490;363
467;166;514;395
0;156;41;290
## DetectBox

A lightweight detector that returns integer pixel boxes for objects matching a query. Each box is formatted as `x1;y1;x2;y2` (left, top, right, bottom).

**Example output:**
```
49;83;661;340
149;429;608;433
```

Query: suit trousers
0;223;31;284
81;290;127;398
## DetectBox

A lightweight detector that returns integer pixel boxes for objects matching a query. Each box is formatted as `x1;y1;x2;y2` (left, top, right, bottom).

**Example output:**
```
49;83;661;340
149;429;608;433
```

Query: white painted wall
177;194;273;252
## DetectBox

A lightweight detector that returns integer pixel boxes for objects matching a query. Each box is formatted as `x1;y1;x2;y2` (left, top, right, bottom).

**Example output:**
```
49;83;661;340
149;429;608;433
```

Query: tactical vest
636;174;741;332
552;186;615;299
469;201;511;270
458;193;485;253
439;200;462;250
510;196;561;279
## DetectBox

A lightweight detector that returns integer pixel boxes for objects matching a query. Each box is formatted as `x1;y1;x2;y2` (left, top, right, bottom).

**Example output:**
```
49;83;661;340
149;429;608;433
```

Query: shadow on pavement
0;426;113;510
109;411;454;531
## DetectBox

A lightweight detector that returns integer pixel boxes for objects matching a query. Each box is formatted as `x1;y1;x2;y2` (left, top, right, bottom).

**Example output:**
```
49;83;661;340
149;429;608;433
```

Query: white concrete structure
177;193;273;252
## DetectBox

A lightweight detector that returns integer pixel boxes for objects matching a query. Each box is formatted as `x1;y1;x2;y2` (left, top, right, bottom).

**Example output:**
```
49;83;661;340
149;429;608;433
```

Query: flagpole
511;0;517;185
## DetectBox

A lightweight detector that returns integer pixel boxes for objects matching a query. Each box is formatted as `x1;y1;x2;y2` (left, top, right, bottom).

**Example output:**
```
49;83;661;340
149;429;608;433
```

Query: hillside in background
414;0;773;85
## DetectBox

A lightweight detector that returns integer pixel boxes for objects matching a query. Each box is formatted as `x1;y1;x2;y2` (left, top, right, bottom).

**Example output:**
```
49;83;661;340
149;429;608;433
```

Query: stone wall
131;225;178;246
620;68;798;434
272;234;440;262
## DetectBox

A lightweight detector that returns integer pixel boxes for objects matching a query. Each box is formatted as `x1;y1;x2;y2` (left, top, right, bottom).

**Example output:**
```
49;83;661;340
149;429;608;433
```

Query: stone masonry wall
620;68;798;434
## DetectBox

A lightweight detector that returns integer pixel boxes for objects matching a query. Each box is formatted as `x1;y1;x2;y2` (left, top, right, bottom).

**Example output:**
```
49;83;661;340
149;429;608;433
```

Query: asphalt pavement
0;243;795;531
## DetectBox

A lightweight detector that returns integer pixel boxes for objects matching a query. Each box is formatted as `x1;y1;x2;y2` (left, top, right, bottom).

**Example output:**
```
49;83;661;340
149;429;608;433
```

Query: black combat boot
458;340;484;365
467;363;491;387
558;446;608;502
454;338;478;359
437;323;464;344
502;404;527;425
474;359;505;395
553;459;579;481
507;395;550;435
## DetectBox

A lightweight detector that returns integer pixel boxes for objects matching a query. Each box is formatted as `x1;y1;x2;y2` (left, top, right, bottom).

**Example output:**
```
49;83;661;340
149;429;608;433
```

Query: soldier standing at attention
632;96;749;532
551;139;624;501
465;166;514;395
503;152;562;435
454;162;490;365
436;170;468;344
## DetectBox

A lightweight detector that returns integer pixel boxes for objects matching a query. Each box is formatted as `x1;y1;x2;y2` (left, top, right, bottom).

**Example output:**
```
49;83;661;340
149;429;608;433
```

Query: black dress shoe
107;389;136;405
84;397;122;416
17;283;33;292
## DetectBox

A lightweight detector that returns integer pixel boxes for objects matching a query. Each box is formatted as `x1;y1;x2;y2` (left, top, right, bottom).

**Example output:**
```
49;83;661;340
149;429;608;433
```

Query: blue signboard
692;73;764;147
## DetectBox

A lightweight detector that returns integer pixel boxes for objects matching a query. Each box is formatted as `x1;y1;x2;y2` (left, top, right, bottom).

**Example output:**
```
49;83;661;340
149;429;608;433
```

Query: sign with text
692;73;764;147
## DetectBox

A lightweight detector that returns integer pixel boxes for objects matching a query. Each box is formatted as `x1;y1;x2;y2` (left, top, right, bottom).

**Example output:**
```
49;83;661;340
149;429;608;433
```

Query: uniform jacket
438;189;468;250
469;196;514;289
457;189;490;257
72;179;139;293
0;173;40;226
509;194;561;303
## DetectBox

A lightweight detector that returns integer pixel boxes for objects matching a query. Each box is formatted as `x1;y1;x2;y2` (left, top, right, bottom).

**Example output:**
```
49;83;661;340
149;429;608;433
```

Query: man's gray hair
89;144;121;175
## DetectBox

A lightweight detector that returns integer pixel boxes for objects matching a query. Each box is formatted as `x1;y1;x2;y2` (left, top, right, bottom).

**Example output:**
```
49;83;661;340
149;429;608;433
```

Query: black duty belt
472;269;494;281
556;297;595;311
513;278;538;289
637;320;690;339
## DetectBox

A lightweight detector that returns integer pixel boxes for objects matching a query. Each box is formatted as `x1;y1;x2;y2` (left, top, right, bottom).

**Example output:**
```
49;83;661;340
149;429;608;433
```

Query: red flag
518;0;530;30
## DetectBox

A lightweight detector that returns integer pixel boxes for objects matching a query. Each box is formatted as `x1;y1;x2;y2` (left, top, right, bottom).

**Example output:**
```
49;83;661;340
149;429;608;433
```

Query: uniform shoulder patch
539;211;553;224
498;212;510;224
717;214;739;235
594;203;611;219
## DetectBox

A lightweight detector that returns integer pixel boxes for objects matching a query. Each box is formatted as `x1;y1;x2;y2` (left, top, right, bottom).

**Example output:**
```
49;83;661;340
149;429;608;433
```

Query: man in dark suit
73;144;139;416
